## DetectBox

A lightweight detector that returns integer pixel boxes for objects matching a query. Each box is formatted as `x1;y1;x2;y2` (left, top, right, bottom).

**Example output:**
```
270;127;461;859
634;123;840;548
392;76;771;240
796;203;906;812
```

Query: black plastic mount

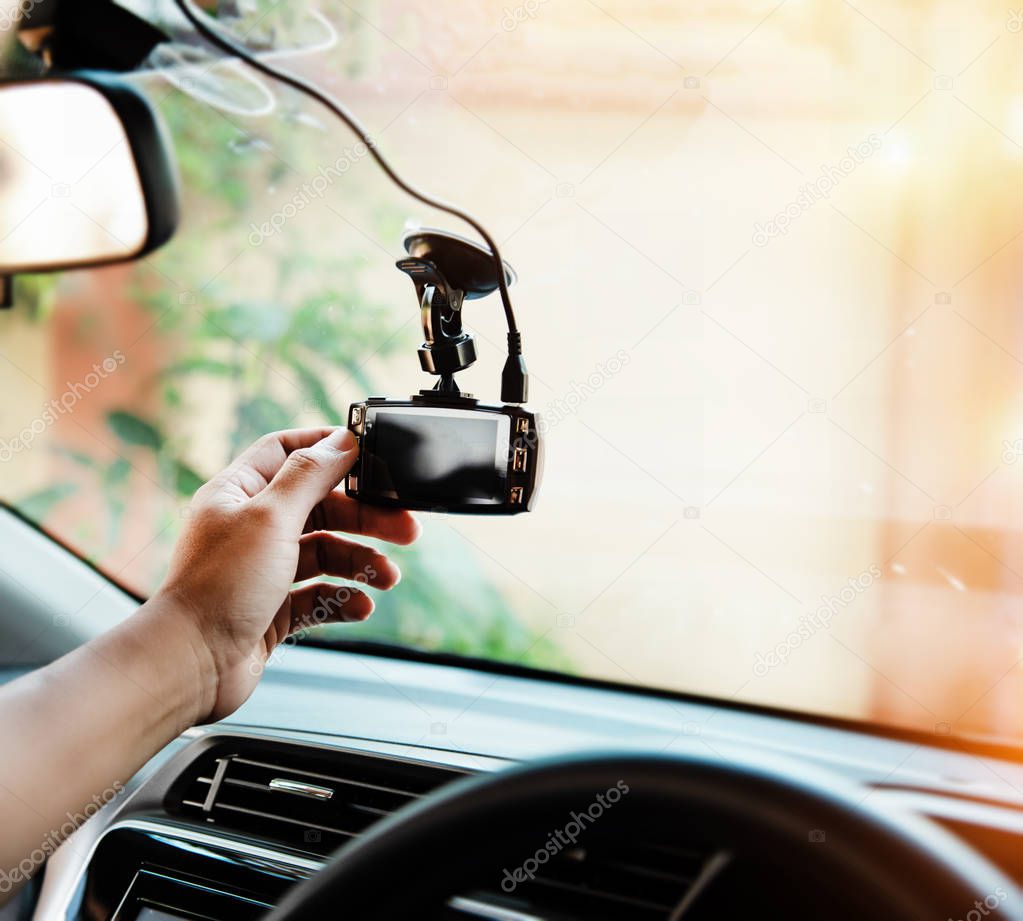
396;229;516;397
395;255;478;380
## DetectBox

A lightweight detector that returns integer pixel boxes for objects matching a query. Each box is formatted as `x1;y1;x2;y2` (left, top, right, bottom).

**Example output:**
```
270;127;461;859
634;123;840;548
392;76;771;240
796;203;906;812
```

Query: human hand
150;427;420;723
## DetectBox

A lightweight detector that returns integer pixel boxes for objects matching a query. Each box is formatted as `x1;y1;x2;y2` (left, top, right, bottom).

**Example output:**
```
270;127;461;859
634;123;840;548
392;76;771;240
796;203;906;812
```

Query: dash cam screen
364;407;510;504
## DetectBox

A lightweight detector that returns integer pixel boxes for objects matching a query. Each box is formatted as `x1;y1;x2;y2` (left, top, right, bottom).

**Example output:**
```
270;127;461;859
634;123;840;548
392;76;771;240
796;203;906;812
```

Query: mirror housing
0;70;179;298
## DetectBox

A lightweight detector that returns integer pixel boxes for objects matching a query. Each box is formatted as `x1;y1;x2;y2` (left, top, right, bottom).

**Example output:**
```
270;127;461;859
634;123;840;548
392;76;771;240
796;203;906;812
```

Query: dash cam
347;398;540;513
345;229;542;514
171;0;540;516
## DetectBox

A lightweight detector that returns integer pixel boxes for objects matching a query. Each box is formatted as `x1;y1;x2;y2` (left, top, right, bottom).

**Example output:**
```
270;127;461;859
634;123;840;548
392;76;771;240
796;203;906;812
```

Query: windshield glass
2;1;1020;745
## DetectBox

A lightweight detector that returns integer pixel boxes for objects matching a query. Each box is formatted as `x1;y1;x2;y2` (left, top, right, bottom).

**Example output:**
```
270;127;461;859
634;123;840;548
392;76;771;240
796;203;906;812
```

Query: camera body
345;392;542;514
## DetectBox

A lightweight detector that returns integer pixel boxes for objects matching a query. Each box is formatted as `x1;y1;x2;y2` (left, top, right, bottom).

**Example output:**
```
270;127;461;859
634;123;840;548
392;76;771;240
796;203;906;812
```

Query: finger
238;427;338;481
296;532;401;589
305;490;421;546
286;580;373;634
262;429;359;525
201;427;339;500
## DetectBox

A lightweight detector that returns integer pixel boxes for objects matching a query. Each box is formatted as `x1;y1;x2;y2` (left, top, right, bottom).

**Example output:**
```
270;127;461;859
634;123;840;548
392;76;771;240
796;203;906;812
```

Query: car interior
5;1;1023;920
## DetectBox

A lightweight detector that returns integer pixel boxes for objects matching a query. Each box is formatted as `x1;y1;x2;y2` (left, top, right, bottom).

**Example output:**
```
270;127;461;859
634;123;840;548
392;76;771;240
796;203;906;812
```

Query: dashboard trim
59;818;544;921
30;675;1023;921
40;727;511;921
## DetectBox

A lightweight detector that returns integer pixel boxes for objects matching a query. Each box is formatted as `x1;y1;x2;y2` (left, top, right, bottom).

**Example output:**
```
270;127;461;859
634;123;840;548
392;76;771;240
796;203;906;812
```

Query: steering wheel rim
265;748;1023;920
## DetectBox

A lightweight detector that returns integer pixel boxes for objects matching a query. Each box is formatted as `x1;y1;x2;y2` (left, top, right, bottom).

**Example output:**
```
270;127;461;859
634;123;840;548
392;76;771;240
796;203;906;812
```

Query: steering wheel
265;749;1023;919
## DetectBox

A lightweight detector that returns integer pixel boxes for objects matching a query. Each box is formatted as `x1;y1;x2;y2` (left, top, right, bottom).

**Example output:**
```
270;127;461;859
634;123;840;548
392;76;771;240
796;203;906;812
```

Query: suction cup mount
396;229;516;394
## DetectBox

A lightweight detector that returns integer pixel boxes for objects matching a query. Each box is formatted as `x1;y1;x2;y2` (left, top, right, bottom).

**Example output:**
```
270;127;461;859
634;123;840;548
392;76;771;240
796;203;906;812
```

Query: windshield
2;1;1020;746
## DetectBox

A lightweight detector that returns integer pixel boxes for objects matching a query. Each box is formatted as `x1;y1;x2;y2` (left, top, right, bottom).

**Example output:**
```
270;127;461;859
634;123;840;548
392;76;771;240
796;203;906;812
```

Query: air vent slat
597;856;694;884
350;803;390;817
230;755;433;798
213;802;361;838
529;874;677;912
527;858;692;911
220;777;275;792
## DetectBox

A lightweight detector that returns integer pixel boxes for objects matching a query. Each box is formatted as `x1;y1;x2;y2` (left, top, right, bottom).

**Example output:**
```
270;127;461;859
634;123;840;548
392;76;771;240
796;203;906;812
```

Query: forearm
0;427;414;899
0;596;214;892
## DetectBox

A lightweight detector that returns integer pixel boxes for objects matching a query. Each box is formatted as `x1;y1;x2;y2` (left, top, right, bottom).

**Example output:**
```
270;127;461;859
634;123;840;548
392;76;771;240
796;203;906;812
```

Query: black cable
170;0;523;357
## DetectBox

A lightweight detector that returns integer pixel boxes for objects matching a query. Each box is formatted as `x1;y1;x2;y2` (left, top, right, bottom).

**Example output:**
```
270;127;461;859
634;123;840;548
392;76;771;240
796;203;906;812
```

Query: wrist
127;591;220;730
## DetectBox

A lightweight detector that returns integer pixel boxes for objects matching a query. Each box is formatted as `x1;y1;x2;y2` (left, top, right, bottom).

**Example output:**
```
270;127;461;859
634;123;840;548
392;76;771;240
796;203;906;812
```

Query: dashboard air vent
166;738;467;856
167;738;718;919
475;837;712;921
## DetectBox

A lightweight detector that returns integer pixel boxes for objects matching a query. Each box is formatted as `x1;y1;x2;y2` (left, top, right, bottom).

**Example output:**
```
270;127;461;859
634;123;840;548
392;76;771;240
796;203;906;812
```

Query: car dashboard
21;644;1023;921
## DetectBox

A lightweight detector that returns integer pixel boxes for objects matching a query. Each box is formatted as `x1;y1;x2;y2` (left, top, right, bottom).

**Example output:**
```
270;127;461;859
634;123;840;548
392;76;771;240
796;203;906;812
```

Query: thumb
263;428;358;523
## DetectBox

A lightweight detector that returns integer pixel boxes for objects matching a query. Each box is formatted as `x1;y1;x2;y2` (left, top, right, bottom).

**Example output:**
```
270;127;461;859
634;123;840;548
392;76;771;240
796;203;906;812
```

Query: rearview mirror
0;72;179;282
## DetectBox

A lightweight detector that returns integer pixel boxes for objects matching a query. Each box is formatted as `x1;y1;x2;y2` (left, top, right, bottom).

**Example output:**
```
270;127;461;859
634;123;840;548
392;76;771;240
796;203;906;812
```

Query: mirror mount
51;1;168;72
17;0;169;73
